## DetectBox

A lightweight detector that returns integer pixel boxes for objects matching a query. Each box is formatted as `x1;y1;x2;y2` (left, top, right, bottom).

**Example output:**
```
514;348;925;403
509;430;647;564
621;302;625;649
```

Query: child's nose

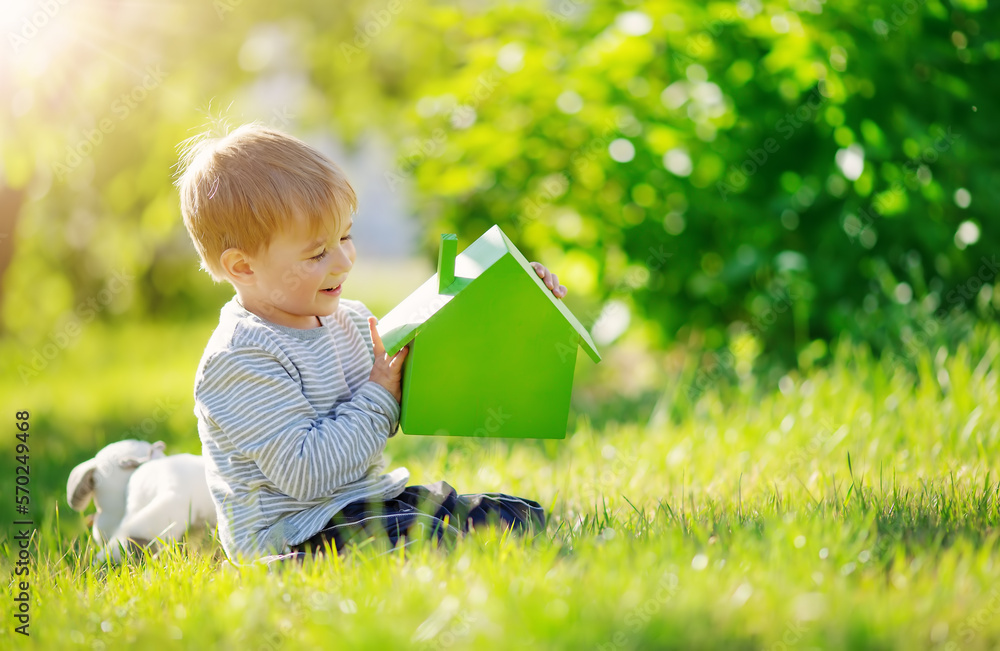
330;247;353;272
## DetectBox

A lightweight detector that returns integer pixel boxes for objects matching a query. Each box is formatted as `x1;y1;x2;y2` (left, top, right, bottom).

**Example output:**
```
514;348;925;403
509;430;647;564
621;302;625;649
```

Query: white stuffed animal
66;439;217;564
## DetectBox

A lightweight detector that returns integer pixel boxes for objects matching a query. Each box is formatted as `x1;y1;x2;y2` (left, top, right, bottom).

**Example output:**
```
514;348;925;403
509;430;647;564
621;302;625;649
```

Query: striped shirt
194;296;410;562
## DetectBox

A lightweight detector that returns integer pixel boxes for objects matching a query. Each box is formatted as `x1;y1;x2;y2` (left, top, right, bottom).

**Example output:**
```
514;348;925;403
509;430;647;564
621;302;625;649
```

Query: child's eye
342;234;352;241
311;250;327;261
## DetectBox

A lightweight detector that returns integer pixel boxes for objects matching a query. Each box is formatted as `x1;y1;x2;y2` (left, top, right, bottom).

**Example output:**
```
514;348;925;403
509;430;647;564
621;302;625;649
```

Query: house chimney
438;234;457;294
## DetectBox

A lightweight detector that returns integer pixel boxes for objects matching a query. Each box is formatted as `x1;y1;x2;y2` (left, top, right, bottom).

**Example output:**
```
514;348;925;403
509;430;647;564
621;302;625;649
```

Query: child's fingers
390;345;409;370
368;317;386;357
531;262;566;295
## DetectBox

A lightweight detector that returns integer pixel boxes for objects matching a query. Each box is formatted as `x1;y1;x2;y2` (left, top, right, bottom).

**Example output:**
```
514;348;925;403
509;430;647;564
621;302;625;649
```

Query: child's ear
220;248;255;286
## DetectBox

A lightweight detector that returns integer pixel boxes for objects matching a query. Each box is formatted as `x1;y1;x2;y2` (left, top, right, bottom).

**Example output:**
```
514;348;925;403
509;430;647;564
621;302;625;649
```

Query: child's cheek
298;261;321;279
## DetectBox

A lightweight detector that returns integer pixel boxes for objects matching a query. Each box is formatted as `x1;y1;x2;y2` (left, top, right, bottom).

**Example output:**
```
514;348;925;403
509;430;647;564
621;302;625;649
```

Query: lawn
2;320;998;650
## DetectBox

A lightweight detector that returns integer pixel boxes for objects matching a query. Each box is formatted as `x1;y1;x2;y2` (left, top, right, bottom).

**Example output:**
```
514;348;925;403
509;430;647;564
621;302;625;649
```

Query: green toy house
376;225;601;439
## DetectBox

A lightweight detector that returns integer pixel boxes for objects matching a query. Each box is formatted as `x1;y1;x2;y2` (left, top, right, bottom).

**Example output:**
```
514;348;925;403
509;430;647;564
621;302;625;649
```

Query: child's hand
367;317;408;404
530;262;567;299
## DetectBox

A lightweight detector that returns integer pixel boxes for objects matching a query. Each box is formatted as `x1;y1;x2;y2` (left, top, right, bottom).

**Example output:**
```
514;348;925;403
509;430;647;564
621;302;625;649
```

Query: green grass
2;320;999;649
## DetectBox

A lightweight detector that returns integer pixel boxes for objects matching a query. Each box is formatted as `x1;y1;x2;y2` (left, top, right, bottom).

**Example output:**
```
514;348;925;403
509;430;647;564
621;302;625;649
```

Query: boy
175;123;566;565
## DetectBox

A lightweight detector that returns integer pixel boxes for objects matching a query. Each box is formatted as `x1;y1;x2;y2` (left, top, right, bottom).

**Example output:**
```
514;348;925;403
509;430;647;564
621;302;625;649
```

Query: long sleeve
196;345;401;502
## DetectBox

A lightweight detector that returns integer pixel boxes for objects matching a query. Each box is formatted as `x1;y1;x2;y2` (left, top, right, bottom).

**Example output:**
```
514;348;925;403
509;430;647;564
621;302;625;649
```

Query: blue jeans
289;480;546;555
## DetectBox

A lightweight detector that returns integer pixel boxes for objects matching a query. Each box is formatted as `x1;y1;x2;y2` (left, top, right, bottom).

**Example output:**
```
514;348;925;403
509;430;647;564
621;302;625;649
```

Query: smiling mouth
321;284;342;294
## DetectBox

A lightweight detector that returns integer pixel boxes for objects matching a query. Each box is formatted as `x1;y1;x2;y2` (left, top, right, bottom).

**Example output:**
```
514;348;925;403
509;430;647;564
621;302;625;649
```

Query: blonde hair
174;122;357;281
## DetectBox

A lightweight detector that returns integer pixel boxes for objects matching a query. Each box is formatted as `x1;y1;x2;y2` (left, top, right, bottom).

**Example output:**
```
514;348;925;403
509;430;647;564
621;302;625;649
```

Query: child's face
242;213;355;329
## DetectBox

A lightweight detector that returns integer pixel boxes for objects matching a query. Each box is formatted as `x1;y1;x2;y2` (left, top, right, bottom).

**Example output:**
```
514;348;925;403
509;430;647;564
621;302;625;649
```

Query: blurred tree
392;0;998;369
1;0;996;375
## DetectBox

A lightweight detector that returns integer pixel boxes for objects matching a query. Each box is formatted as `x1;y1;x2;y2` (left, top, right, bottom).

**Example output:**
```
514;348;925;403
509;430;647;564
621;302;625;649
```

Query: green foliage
391;0;999;366
3;0;996;371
